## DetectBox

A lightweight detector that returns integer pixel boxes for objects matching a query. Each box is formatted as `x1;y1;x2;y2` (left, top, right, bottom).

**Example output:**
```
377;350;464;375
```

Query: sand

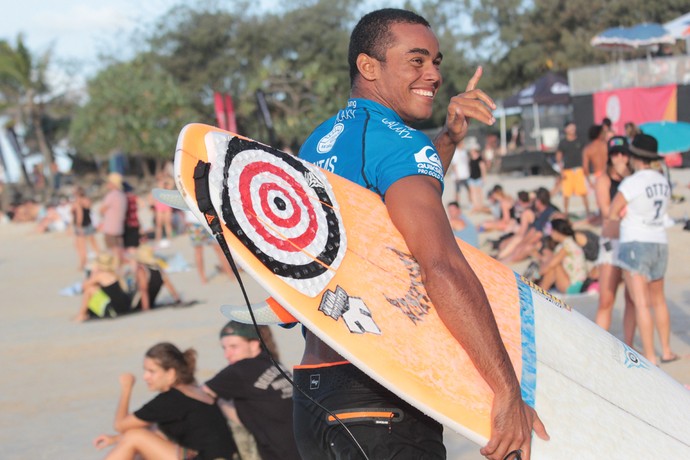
2;168;689;460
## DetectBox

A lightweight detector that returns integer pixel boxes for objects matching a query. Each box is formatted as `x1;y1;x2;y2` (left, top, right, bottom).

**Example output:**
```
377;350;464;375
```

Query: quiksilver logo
413;146;441;167
317;123;344;154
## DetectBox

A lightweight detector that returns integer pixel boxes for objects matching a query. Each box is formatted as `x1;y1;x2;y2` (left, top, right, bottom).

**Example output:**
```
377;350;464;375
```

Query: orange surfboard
172;124;690;457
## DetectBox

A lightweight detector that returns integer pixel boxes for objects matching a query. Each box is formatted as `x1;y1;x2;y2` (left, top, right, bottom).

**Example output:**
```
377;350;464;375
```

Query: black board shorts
293;362;445;460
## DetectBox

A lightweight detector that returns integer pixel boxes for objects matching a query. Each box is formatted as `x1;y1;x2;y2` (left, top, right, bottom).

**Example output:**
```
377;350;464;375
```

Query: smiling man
296;8;548;460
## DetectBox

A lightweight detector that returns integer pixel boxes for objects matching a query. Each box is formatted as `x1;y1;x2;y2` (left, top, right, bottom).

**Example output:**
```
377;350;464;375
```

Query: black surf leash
193;160;371;460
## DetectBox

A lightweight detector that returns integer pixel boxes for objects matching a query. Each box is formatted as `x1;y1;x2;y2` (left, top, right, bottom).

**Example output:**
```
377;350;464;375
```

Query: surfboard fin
152;188;190;211
220;297;297;325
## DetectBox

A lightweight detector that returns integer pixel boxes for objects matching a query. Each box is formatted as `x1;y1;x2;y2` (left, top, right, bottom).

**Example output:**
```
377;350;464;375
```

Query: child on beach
93;342;238;459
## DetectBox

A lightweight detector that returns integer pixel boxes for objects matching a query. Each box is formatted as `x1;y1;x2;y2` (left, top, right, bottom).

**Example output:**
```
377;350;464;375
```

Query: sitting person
537;219;588;294
203;321;300;460
93;342;238;459
480;185;516;233
74;252;133;322
133;244;182;311
446;201;479;248
497;187;562;263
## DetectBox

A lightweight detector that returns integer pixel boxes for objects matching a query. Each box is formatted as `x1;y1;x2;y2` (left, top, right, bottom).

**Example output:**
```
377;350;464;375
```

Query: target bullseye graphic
216;136;346;297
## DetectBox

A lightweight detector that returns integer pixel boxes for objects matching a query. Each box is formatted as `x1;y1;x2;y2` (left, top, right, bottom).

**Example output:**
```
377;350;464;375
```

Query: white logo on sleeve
317;123;344;154
414;146;443;179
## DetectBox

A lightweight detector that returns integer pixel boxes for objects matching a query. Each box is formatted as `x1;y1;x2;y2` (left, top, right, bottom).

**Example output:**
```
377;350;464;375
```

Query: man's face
373;23;442;124
565;123;576;137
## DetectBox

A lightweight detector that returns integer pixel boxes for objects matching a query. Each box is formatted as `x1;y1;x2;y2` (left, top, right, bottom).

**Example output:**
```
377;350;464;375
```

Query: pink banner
593;84;677;135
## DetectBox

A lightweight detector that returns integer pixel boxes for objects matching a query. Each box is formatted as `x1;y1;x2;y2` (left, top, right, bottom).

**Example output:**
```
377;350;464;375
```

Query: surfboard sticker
318;285;381;335
206;134;347;298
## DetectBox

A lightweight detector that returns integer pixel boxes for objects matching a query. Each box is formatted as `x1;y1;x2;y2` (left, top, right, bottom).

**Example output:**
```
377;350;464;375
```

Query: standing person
582;124;608;189
601;117;615;140
555;121;590;218
594;136;635;344
183;210;235;284
99;173;128;265
610;134;678;366
122;182;141;262
624;121;641;142
93;343;237;459
297;8;547;460
203;322;300;460
468;141;489;213
450;139;470;205
72;186;99;271
153;174;175;248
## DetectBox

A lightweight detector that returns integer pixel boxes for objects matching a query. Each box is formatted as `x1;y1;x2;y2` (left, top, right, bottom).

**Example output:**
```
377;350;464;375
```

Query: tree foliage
69;56;197;165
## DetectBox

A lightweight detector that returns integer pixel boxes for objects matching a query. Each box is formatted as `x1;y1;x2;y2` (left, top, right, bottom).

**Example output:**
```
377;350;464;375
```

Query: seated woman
93;342;238;460
537;219;588;294
133;245;181;311
480;185;517;233
74;253;133;322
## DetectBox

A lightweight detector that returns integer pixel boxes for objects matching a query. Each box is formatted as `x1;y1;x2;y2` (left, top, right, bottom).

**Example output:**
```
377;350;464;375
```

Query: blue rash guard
298;98;444;197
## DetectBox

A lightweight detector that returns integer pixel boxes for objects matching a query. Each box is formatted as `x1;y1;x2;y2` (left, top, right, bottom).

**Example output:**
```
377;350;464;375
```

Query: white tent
664;12;690;54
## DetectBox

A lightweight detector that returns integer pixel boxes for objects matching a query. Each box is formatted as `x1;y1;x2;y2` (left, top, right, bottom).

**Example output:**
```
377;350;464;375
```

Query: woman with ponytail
93;342;237;459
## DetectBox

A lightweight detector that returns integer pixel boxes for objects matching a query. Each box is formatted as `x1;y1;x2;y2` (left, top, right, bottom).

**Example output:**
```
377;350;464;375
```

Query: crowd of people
3;6;686;460
447;120;679;368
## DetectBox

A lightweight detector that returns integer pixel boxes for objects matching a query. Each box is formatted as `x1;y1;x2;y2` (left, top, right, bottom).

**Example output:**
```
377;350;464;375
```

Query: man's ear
356;53;380;82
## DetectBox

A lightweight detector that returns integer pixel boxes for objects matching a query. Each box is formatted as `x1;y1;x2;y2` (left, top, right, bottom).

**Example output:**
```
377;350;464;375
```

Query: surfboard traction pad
174;124;690;455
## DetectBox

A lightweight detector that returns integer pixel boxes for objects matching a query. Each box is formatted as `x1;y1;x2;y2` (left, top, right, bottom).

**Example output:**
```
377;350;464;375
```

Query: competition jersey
298;98;444;197
618;169;670;244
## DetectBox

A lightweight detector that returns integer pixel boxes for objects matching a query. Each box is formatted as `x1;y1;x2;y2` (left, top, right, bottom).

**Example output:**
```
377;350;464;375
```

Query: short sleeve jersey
205;353;300;460
298;98;444;197
618;169;670;244
557;138;583;170
134;388;236;459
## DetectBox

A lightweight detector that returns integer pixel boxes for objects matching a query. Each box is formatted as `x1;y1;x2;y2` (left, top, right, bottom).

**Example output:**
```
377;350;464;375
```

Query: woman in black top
93;342;237;459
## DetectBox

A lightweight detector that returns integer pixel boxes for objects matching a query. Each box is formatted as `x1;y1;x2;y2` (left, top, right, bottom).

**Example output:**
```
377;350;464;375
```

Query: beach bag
87;289;117;318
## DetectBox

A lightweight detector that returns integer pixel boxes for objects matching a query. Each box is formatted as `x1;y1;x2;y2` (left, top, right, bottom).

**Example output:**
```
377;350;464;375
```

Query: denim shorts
617;241;668;281
467;177;483;187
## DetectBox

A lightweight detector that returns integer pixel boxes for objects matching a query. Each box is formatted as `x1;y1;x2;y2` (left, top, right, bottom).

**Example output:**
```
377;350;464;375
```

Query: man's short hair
588;124;604;141
535;187;551;206
348;8;430;86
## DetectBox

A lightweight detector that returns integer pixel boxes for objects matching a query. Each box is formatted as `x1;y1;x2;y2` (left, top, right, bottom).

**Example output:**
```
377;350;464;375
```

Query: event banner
593;84;677;135
213;93;237;133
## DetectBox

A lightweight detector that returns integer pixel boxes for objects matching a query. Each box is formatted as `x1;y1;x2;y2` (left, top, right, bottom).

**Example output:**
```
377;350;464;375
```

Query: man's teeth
413;89;434;97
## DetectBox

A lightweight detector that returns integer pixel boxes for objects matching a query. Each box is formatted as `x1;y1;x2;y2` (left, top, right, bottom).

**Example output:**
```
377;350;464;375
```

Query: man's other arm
385;175;548;460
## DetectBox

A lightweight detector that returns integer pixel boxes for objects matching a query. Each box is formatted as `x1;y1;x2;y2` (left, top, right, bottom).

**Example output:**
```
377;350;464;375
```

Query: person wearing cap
74;253;133;322
609;134;678;366
99;172;128;266
594;136;635;344
133;244;181;312
203;322;300;460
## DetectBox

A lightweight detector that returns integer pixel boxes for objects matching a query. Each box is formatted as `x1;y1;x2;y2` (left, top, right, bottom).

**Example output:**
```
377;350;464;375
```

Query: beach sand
2;169;689;459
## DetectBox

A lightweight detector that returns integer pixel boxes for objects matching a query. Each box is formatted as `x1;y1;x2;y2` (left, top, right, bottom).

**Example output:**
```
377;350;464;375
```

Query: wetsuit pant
293;362;445;460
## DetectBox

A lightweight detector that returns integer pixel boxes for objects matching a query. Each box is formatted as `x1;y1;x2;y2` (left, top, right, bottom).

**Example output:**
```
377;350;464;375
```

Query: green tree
0;35;56;186
463;0;690;96
69;56;198;175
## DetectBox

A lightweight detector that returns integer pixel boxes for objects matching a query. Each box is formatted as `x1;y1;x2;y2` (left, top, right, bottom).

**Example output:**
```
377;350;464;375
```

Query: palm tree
0;35;55;189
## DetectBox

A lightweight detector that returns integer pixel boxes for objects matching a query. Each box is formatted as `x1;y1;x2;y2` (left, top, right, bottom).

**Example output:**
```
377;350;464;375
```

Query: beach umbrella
591;23;675;50
639;121;690;154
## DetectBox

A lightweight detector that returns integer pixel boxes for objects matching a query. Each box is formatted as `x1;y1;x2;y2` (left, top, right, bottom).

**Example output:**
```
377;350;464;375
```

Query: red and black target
220;136;343;282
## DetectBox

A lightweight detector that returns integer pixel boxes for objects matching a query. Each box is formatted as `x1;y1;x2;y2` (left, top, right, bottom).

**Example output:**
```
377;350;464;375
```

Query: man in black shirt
204;322;300;460
556;121;591;217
